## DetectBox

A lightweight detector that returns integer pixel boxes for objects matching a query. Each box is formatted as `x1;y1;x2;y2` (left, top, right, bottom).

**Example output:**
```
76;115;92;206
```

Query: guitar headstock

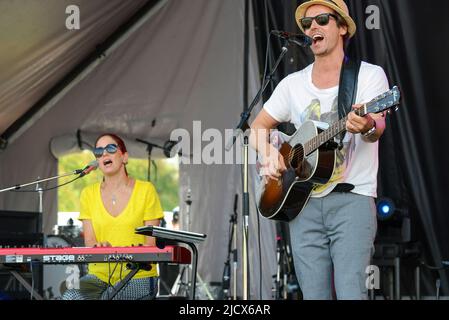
364;86;401;115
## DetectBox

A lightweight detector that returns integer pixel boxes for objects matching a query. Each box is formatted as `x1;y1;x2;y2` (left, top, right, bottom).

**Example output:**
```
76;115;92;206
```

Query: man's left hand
346;104;375;134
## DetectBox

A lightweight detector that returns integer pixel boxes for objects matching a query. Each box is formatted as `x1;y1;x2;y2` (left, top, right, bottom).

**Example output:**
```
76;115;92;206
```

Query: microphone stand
36;179;43;234
135;138;191;182
0;167;94;228
0;170;85;194
225;40;291;300
135;139;158;182
232;208;238;300
222;199;237;299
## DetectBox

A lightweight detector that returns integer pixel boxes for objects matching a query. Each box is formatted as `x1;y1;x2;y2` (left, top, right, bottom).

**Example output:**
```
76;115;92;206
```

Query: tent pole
241;0;251;301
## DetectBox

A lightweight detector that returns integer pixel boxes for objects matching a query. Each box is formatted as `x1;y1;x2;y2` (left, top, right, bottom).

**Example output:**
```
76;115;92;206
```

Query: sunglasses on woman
93;143;118;158
300;13;338;30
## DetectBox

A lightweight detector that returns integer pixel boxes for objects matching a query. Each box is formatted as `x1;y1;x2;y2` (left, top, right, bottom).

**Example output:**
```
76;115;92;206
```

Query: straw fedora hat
295;0;356;38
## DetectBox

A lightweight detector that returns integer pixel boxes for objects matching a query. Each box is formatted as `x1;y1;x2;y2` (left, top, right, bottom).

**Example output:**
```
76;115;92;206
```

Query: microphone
163;140;179;158
271;30;312;47
77;160;98;177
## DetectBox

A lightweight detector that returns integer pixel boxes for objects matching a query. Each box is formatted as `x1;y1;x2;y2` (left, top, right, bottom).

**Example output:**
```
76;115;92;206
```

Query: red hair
95;133;127;153
95;133;128;176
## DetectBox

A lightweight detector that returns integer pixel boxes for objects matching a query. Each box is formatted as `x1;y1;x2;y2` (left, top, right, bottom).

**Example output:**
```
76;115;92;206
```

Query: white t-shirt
264;61;389;198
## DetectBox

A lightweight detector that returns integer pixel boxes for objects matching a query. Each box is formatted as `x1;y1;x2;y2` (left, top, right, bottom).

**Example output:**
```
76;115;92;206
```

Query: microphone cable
418;259;449;300
9;175;83;193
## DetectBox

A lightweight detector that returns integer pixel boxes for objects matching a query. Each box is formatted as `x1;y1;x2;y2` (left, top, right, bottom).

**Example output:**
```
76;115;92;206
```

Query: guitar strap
337;56;361;149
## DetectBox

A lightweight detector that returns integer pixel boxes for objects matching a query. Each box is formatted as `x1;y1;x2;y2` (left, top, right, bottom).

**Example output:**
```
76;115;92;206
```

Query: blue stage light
376;197;395;220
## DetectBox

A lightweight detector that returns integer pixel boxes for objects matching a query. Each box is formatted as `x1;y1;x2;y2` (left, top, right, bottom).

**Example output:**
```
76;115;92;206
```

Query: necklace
102;178;130;206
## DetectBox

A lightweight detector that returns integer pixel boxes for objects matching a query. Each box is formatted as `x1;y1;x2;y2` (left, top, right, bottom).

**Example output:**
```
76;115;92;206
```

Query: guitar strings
286;117;347;164
285;98;394;164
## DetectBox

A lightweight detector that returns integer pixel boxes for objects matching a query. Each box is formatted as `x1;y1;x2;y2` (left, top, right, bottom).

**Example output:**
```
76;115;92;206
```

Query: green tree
58;152;179;212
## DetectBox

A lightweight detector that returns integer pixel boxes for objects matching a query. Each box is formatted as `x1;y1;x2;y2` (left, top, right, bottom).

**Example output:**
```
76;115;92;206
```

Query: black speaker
0;210;41;237
0;210;44;300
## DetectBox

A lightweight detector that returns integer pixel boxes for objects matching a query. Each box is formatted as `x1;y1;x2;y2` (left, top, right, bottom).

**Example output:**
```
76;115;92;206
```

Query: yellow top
78;179;164;284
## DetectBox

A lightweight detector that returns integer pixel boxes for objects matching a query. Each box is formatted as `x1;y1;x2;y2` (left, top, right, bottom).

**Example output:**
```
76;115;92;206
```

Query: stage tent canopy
0;0;277;298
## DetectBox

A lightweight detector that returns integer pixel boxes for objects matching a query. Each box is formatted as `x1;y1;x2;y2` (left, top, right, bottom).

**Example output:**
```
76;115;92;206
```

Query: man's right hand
259;145;287;182
249;109;286;182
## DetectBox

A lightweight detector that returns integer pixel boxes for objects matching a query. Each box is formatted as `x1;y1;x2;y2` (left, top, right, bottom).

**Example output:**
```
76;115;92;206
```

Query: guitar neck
303;107;366;156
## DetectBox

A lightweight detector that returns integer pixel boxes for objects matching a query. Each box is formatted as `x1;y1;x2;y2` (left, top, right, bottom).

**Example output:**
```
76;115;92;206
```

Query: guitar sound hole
289;144;304;169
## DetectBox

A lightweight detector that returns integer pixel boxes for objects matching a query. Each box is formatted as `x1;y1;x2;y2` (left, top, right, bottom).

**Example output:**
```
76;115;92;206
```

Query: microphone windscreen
89;160;99;168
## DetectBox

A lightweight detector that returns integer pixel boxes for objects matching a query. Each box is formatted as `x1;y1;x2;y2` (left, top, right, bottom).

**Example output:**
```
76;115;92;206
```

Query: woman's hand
93;241;112;247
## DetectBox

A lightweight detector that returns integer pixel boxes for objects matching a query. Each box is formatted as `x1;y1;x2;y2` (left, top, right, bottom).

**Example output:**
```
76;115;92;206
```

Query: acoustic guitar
256;86;401;221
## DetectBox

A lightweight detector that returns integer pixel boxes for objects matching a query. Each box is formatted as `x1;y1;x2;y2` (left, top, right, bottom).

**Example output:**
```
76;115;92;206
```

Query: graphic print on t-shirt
300;97;350;195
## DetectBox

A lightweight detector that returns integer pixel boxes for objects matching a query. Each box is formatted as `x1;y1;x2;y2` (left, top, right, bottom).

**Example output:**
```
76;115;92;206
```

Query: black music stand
135;226;206;300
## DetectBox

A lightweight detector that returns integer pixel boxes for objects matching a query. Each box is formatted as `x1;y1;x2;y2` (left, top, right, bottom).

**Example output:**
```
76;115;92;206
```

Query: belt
331;183;354;193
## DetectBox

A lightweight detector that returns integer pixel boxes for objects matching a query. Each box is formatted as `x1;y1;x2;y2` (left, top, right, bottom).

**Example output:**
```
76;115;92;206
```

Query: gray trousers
289;192;377;300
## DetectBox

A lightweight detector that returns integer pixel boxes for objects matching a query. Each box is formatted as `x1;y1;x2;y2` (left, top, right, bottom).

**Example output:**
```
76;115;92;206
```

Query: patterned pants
62;274;158;300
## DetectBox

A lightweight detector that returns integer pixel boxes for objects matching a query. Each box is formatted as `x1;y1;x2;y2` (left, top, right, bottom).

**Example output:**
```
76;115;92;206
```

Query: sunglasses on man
93;144;119;158
300;13;338;30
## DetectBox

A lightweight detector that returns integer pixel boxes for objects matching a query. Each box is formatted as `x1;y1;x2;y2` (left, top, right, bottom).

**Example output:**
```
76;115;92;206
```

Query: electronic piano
0;245;191;265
